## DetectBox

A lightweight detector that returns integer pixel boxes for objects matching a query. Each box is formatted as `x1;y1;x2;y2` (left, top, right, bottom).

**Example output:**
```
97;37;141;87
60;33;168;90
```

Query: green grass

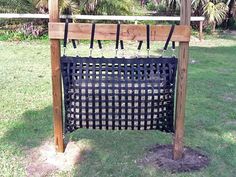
0;35;236;177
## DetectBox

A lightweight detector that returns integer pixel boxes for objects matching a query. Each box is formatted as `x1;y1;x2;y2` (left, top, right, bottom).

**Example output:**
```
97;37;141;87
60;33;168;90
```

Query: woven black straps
164;25;175;51
61;56;177;133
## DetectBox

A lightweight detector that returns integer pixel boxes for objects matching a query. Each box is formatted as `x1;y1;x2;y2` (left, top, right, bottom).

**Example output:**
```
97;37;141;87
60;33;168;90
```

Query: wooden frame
49;23;190;42
49;0;190;160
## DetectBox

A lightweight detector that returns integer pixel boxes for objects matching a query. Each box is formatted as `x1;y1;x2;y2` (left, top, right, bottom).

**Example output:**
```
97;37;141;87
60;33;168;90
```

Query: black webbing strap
116;23;121;50
97;40;104;57
164;25;175;51
146;24;150;50
68;18;77;49
138;41;143;50
72;40;77;49
63;20;69;49
172;41;175;50
120;40;124;50
90;23;96;49
98;40;102;49
63;19;77;51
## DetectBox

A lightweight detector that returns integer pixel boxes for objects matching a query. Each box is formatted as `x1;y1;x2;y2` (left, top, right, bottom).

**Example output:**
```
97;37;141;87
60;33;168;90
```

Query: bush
228;18;236;30
0;30;48;41
146;1;156;11
145;0;167;15
21;22;46;37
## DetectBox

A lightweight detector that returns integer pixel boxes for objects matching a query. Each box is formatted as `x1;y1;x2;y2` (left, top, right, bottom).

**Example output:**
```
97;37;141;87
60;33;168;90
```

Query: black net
61;56;178;133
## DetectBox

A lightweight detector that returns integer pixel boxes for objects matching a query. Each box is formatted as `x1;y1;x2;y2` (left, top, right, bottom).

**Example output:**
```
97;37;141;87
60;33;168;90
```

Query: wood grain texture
49;0;64;153
48;23;191;42
173;0;191;160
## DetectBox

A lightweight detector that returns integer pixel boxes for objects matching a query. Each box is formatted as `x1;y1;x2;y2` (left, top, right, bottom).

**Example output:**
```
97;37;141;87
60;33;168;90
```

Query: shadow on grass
1;106;54;149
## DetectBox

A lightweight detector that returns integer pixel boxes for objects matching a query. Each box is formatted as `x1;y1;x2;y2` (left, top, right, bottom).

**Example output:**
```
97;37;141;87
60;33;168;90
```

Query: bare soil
25;141;91;177
138;144;210;173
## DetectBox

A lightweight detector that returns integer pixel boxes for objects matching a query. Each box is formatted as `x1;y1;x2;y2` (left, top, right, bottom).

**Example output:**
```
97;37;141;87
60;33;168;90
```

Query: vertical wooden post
199;20;203;41
173;0;191;160
49;0;64;152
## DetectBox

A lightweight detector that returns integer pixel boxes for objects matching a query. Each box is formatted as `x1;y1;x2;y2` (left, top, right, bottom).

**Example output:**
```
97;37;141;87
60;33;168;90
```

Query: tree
226;0;236;28
0;0;35;13
203;0;228;31
81;0;135;15
35;0;136;15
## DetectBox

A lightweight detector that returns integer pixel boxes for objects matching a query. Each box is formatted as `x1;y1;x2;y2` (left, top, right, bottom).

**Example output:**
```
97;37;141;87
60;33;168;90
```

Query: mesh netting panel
61;56;178;133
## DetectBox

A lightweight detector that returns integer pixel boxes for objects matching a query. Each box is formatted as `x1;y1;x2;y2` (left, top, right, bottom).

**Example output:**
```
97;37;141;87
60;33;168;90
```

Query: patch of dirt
189;58;199;64
225;120;236;125
25;141;91;177
223;30;236;36
190;36;201;42
138;144;210;173
222;93;236;102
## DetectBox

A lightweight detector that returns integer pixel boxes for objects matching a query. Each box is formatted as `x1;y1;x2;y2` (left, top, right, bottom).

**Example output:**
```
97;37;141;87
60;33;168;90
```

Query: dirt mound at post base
138;144;210;173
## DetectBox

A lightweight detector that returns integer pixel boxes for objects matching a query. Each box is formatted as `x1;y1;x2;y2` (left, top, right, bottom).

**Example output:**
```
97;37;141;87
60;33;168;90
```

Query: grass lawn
0;35;236;177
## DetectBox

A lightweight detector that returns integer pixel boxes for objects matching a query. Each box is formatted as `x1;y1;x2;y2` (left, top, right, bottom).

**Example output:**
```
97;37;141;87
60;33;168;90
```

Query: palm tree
35;0;135;15
203;0;228;31
35;0;79;14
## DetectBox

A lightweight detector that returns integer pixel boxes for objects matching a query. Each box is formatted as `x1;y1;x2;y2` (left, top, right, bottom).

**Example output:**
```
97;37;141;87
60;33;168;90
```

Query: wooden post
199;20;203;41
173;0;191;160
49;0;64;152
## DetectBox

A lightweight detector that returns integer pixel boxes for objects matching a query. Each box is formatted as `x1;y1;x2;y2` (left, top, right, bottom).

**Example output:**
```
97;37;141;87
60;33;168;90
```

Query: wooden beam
49;0;64;153
173;0;191;160
48;23;191;42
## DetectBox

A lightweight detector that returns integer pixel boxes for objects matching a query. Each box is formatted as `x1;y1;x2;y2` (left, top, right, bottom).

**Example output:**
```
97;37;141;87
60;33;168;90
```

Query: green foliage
228;17;236;29
0;30;48;41
35;0;138;15
204;1;229;25
1;0;138;15
146;0;157;11
80;0;136;15
146;0;176;15
0;0;35;13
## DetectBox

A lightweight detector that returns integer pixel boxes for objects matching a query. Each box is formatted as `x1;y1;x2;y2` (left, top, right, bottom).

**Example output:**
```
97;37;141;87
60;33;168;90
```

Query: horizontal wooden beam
49;23;191;42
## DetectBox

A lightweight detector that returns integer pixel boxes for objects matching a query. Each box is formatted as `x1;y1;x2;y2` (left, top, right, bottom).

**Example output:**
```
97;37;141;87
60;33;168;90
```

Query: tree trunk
212;22;216;32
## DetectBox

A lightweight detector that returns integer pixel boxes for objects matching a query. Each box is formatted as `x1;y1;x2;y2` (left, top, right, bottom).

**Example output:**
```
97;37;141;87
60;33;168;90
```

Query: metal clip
162;49;167;57
147;49;150;58
136;49;141;58
115;49;118;58
63;47;66;56
172;48;176;57
89;48;93;57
